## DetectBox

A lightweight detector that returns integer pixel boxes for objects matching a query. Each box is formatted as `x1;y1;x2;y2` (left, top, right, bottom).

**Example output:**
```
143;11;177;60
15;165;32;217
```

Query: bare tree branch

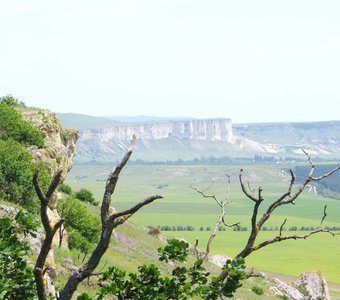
223;151;340;275
254;228;339;252
190;175;239;259
108;194;163;225
239;169;258;202
45;170;63;200
189;185;220;206
33;172;47;204
320;205;328;226
101;135;136;223
311;166;340;181
59;136;163;300
279;218;287;237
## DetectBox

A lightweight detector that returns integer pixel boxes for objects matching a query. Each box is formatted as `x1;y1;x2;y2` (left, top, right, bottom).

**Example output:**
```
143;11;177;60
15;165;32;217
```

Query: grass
65;162;340;284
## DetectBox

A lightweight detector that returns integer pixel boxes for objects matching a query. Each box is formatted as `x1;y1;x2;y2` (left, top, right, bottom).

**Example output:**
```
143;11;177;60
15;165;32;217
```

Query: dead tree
33;136;163;300
219;151;339;280
190;173;240;260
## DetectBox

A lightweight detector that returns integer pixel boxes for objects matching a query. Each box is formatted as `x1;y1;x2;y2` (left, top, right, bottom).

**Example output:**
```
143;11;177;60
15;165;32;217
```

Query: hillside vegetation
1;97;339;299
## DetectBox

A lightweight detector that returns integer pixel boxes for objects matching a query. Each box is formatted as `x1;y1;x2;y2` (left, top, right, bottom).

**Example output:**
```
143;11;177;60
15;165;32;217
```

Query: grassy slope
66;162;340;285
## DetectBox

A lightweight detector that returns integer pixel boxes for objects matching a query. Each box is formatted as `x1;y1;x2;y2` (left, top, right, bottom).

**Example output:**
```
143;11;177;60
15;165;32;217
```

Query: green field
66;162;340;284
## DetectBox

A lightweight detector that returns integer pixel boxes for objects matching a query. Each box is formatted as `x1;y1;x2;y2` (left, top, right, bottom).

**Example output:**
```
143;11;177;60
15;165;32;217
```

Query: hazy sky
1;0;339;123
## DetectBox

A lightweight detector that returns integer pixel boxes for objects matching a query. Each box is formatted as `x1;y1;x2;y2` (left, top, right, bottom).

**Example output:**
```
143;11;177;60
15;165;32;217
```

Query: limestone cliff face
20;109;79;296
81;118;233;143
21;110;79;175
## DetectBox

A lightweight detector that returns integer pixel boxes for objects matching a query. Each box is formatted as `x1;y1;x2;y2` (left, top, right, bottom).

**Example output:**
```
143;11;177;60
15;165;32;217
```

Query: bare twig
279;219;287;236
254;228;339;252
109;195;163;226
239;169;258;202
247;182;255;194
193;239;200;260
320;205;327;226
189;185;220;206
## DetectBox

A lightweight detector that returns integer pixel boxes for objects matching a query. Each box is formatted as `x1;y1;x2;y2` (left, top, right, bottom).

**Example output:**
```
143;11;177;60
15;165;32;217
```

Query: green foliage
219;258;247;297
58;196;100;252
0;94;26;108
83;239;246;300
252;285;264;295
75;188;99;206
158;238;189;263
0;102;44;147
0;210;38;299
0;139;36;207
59;183;73;195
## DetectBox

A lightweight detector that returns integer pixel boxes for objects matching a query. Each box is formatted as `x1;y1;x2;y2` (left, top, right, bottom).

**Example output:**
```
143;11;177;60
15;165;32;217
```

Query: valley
66;162;340;284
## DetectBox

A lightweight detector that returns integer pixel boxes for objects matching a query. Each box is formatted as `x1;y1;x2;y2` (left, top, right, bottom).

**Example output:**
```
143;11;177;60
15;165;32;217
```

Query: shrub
0;94;25;107
0;102;44;147
252;286;264;295
75;188;98;205
0;211;38;299
58;197;100;252
0;139;36;208
59;184;73;195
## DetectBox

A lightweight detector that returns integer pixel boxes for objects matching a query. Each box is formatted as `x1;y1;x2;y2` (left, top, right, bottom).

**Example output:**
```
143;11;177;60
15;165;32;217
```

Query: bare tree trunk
33;136;162;300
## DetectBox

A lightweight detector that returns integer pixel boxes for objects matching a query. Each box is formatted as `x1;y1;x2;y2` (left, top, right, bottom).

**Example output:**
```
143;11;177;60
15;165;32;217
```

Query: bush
82;239;247;300
75;188;98;206
59;184;73;195
0;94;25;107
0;102;44;147
0;211;38;299
58;197;100;252
0;139;35;207
252;286;264;295
67;229;93;253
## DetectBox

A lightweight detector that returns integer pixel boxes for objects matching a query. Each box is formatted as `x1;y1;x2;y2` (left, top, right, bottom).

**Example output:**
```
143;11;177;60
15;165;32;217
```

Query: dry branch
219;152;339;280
58;137;163;300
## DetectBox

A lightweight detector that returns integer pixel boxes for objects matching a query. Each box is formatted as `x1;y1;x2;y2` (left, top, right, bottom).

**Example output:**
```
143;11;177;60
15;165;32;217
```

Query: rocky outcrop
257;271;331;300
81;118;233;142
293;271;331;300
67;117;340;161
20;109;79;296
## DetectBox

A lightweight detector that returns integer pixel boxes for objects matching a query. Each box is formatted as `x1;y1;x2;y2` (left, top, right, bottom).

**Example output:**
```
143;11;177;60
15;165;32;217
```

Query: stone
293;271;330;300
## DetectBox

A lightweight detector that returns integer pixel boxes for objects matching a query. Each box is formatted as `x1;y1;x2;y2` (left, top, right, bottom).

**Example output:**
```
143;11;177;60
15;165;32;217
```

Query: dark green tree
75;188;98;205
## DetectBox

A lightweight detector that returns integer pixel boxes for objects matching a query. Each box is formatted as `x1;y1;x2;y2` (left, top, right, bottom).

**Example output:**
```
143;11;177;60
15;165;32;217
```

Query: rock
293;271;330;300
258;273;305;300
148;227;166;243
208;254;232;268
271;278;305;300
20;109;79;297
0;204;18;217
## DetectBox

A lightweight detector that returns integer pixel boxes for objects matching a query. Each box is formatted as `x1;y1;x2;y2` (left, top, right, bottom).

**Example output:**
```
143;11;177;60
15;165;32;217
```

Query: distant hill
57;113;193;129
57;113;121;129
105;116;194;123
57;114;340;162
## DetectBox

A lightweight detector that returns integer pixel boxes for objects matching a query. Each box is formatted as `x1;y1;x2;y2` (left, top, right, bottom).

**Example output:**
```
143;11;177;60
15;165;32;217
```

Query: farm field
66;162;340;284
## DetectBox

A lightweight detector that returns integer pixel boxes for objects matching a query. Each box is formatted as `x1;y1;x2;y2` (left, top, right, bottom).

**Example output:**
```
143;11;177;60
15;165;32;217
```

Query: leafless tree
190;173;240;260
33;135;163;300
218;151;339;280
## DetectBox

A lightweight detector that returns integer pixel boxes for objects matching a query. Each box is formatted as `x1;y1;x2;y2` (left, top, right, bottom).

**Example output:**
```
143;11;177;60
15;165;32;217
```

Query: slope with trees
0;96;339;299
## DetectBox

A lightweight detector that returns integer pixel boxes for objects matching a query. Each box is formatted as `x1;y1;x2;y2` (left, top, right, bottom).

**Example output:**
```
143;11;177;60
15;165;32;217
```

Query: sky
0;0;339;123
